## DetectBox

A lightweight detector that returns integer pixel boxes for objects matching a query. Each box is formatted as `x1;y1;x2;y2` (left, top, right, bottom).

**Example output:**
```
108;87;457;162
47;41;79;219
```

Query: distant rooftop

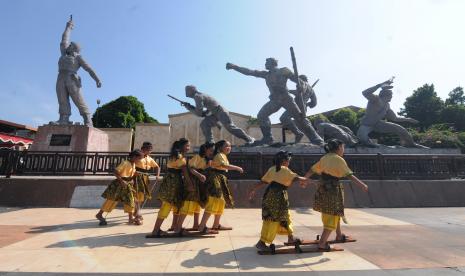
0;119;38;132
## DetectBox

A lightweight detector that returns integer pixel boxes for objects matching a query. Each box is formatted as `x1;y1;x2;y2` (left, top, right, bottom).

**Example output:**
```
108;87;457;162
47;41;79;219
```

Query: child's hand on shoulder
299;178;308;188
248;189;256;200
361;184;369;193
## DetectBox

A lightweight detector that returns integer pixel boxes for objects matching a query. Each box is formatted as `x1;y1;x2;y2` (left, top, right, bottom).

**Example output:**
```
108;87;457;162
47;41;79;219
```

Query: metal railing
1;149;464;180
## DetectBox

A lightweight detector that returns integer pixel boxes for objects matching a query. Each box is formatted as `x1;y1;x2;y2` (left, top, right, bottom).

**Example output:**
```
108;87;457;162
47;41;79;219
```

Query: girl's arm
347;175;369;192
248;181;267;200
293;175;312;188
190;167;206;182
155;166;160;181
304;169;314;179
224;164;244;173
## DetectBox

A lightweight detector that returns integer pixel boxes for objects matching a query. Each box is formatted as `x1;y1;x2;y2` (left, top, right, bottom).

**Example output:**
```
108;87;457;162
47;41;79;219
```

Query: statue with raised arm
226;58;323;146
314;117;359;146
183;85;255;144
279;74;317;143
51;17;102;127
357;78;427;148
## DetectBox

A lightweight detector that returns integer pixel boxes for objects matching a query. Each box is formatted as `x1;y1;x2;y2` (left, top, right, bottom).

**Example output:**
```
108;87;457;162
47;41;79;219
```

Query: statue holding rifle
51;16;102;127
279;74;318;143
226;48;323;146
169;85;255;144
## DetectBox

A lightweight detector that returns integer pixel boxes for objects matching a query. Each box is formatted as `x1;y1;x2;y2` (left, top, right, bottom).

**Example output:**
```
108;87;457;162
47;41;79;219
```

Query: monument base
233;143;461;154
30;125;109;152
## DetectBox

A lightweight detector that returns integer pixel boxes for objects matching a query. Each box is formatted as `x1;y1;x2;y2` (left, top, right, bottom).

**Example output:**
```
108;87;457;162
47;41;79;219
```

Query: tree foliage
445;87;465;106
441;104;465;131
308;114;329;125
92;96;158;128
399;84;444;130
327;108;358;132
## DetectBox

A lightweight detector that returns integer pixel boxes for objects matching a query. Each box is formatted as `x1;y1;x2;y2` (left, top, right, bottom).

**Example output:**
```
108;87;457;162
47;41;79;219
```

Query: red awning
0;133;33;146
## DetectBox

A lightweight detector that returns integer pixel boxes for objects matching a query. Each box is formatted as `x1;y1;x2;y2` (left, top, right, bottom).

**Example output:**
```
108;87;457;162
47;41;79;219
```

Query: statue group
51;18;426;149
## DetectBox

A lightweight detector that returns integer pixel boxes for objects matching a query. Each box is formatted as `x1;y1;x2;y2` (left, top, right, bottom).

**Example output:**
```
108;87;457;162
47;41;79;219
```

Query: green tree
308;114;329;127
327;108;358;132
92;96;158;128
399;84;444;130
247;117;259;125
445;87;465;106
441;104;465;131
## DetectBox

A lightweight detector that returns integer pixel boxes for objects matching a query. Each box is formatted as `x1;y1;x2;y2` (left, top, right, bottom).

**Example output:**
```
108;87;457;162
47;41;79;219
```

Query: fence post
52;152;58;175
376;153;384;180
93;152;98;175
451;156;458;178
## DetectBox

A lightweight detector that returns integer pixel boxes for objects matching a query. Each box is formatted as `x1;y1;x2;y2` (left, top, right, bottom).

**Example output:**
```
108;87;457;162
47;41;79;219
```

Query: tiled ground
0;207;465;275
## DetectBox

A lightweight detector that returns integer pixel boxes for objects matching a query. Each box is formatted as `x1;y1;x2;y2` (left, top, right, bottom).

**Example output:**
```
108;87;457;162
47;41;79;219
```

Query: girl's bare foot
95;213;107;226
255;240;270;251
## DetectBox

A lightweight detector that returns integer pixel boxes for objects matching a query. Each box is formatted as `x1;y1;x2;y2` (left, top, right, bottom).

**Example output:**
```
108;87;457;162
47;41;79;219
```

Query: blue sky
1;0;464;127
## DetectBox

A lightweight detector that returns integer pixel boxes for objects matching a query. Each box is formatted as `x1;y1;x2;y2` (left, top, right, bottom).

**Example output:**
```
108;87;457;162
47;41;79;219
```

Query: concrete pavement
0;207;465;275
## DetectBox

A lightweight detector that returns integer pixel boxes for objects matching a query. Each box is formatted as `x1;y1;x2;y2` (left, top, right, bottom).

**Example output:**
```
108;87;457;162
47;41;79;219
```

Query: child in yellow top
134;142;160;223
198;140;243;233
147;138;191;238
96;149;143;226
304;139;368;251
175;142;216;234
249;151;308;252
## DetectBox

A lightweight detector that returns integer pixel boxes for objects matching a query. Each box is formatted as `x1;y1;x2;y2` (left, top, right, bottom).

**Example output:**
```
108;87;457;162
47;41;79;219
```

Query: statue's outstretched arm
77;56;102;87
362;79;394;100
60;20;73;55
339;125;354;135
226;63;267;78
362;84;381;101
385;109;418;124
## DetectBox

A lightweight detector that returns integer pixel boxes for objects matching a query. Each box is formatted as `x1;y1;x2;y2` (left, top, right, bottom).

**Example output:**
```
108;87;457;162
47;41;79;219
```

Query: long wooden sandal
213;224;232;231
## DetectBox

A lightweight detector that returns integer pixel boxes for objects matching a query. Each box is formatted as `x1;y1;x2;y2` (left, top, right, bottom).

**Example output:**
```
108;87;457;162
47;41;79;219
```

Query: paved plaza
1;207;465;275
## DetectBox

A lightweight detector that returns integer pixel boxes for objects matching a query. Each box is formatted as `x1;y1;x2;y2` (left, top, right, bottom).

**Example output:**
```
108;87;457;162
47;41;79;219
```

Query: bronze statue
357;78;427;148
280;75;317;143
51;17;102;127
183;85;255;144
226;58;323;146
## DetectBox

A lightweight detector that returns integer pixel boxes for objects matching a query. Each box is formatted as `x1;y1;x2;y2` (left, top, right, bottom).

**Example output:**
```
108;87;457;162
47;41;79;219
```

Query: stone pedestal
30;125;109;152
232;143;461;154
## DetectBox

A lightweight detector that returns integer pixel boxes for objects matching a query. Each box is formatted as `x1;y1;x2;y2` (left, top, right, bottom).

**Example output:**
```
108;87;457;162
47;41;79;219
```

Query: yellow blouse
167;155;187;169
311;153;353;178
115;160;136;178
261;166;298;187
211;152;229;171
135;155;159;170
189;154;208;170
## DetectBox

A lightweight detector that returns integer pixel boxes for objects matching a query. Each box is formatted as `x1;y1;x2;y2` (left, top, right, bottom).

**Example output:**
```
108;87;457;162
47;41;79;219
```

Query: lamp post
96;99;101;127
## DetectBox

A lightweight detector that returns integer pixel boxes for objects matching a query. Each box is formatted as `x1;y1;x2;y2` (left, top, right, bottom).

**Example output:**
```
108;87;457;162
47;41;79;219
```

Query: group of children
95;138;243;237
249;139;368;252
96;142;160;226
95;138;368;252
